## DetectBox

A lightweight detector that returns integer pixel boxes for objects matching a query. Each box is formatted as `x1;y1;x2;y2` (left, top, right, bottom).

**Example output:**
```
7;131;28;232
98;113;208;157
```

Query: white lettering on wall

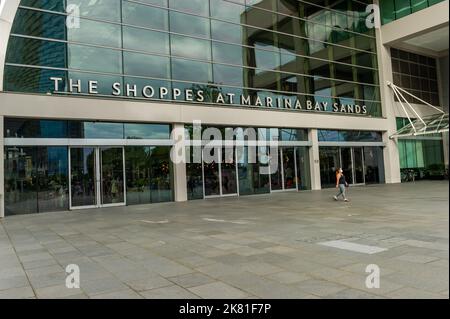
48;78;370;115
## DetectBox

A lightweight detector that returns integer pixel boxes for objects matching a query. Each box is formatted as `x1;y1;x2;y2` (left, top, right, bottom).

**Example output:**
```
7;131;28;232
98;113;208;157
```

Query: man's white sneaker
333;196;338;201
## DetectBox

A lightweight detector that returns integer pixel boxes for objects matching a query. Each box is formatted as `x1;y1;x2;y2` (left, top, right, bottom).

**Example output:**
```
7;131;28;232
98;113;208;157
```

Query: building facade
0;0;448;217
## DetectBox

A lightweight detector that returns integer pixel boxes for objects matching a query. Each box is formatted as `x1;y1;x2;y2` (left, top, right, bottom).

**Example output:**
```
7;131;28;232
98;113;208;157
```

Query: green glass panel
381;0;396;24
395;0;412;19
411;0;428;12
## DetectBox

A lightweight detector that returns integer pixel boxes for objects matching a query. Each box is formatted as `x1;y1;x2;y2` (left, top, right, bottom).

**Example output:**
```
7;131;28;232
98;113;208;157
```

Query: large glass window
4;146;69;216
169;0;209;16
68;18;121;48
124;123;171;139
318;130;383;142
67;0;121;21
123;27;169;55
6;37;66;68
124;52;170;78
169;11;210;37
68;44;122;74
125;146;173;205
11;9;66;40
171;35;211;61
391;48;440;105
172;58;212;83
4;118;68;138
69;122;124;139
122;1;169;29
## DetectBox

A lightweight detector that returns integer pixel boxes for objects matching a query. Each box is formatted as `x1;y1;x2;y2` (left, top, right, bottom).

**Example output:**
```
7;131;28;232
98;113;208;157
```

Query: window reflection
212;42;244;65
122;1;169;30
69;122;124;139
68;44;122;74
68;18;121;48
171;35;211;61
210;0;245;23
67;0;121;21
123;27;169;55
11;9;66;40
4;146;69;216
169;0;209;16
124;52;170;78
169;11;210;37
125;146;173;205
124;123;171;139
172;58;212;83
211;20;243;44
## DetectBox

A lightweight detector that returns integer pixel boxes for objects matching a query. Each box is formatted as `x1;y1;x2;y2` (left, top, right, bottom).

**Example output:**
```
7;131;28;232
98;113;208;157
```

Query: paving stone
295;279;348;297
188;281;249;299
395;254;440;264
140;285;200;299
0;275;30;290
81;277;128;296
35;285;83;299
386;287;448;299
124;276;173;291
168;273;215;288
0;286;35;299
265;271;311;284
91;288;143;299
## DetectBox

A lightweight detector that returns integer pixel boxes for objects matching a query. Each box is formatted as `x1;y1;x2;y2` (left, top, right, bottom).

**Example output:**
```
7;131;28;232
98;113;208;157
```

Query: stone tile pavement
0;181;448;299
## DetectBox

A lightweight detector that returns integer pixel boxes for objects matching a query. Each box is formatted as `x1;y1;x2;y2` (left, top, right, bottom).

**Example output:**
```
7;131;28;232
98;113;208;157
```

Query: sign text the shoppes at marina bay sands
49;77;369;115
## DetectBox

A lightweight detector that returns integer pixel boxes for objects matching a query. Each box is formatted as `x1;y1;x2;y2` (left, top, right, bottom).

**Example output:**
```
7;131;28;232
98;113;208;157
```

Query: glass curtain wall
5;0;382;116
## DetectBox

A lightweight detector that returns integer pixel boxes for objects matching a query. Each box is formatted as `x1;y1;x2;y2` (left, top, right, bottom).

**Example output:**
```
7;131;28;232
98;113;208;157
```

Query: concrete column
171;123;188;202
308;129;321;190
373;1;402;184
0;115;4;218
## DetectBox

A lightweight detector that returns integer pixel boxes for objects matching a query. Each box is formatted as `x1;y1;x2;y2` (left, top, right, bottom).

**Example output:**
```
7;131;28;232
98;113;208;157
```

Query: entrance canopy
387;82;449;139
390;113;449;138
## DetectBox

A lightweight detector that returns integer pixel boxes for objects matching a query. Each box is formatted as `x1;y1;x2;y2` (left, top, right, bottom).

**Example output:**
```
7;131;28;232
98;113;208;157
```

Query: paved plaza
0;181;448;299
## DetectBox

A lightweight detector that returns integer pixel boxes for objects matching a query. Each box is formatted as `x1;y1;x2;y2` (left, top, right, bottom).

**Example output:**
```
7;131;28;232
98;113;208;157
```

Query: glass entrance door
353;147;365;184
100;147;125;205
69;147;126;209
340;148;354;185
340;147;365;185
70;148;97;208
270;148;283;191
270;147;298;192
221;148;238;195
203;147;238;197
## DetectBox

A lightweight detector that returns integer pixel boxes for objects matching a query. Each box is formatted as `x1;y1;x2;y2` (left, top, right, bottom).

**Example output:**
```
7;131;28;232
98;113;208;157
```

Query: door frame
339;147;366;186
269;147;299;193
68;146;126;210
202;147;239;199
